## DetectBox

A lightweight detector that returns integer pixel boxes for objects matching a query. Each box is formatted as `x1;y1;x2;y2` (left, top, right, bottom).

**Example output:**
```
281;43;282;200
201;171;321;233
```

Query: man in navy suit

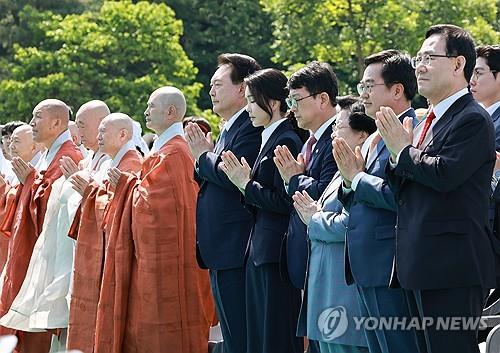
470;45;500;150
378;25;497;353
273;61;338;353
185;53;262;353
333;50;420;353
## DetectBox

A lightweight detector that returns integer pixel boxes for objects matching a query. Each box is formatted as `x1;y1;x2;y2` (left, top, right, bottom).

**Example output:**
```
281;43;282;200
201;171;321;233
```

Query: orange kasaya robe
93;136;214;353
67;149;142;353
0;182;19;270
0;140;82;351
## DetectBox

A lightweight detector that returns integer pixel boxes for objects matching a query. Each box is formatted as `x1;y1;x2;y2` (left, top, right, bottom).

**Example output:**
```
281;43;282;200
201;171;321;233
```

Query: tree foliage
0;1;201;124
262;0;500;93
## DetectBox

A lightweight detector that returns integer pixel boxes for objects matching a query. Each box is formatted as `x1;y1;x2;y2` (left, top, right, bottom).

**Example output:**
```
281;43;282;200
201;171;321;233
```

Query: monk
0;99;82;352
0;126;42;271
67;113;143;353
69;121;88;158
93;87;214;353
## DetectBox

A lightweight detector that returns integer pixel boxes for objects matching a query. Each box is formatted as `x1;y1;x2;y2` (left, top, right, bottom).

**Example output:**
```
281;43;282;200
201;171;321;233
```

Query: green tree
163;0;275;109
262;0;500;94
0;1;201;124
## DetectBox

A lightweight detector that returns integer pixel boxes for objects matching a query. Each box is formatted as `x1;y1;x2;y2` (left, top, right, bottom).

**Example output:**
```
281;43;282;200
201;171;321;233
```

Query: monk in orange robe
93;87;214;353
67;113;142;353
0;125;42;270
0;99;82;353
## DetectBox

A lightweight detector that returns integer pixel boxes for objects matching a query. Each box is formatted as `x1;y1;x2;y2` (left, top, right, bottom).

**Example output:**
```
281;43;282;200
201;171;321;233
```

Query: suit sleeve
353;172;397;211
394;113;494;193
287;143;336;200
244;137;300;215
308;206;348;243
196;123;261;191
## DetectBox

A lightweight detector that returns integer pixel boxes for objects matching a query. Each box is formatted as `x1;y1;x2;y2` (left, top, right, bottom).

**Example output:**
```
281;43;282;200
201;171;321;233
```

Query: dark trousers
210;268;247;353
406;286;486;353
357;285;421;353
245;260;303;353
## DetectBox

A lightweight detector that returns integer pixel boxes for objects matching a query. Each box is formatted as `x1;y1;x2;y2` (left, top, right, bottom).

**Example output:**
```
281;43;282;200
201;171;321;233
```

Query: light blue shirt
151;122;185;153
486;101;500;116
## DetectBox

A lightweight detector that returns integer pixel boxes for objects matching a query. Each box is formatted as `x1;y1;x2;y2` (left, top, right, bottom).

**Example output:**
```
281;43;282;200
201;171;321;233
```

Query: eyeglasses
410;54;458;69
356;82;386;95
286;93;318;109
471;68;498;80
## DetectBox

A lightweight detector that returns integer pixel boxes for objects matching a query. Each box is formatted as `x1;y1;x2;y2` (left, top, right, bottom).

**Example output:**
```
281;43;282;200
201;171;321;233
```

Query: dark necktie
416;110;436;148
304;135;317;167
215;128;228;154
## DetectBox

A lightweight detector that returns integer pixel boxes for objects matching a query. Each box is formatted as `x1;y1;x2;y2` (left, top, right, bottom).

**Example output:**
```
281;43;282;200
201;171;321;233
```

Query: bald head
30;99;70;148
144;86;187;134
10;125;42;163
97;113;134;159
75;100;110;151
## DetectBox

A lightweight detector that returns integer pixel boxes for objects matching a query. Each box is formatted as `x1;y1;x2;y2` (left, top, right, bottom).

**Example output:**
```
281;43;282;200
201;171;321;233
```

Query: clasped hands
185;122;214;160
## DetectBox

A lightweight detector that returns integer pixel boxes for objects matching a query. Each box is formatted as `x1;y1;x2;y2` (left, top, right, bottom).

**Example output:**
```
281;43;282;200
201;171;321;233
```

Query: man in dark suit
273;61;338;353
470;45;500;150
185;53;262;353
333;50;420;353
377;25;497;353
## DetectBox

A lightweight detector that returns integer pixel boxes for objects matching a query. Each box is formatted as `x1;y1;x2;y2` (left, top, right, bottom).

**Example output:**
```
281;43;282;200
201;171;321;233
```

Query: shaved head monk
67;112;143;353
91;87;214;353
0;98;83;352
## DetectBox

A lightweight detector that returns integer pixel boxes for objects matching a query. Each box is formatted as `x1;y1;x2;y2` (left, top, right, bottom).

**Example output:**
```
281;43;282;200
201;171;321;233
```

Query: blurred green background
0;0;499;135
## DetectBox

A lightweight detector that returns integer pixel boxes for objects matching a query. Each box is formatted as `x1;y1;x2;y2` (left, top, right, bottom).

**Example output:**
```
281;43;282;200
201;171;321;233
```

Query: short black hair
425;24;476;82
1;121;27;137
364;49;417;101
288;61;338;108
348;112;377;135
245;68;289;118
217;53;261;84
183;116;212;135
476;45;500;79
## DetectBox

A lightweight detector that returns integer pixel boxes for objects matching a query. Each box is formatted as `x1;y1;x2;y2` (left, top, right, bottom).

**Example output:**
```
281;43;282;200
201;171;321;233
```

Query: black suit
387;93;496;353
196;110;262;353
243;120;303;353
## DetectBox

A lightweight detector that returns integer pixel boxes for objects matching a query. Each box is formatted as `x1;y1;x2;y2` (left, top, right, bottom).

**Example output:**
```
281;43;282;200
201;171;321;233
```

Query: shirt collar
313;115;336;141
40;129;72;171
260;118;286;152
432;87;469;119
151;122;184;153
486;101;500;116
111;140;136;168
223;106;246;132
29;151;42;169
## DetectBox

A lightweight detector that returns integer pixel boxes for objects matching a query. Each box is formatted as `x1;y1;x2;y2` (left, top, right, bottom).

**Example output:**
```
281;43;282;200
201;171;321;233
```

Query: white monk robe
0;148;110;333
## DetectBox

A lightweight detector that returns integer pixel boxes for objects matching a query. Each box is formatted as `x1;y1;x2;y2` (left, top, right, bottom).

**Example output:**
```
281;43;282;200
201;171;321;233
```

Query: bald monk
69;121;88;158
0;126;42;271
0;99;82;352
67;113;142;353
92;87;214;353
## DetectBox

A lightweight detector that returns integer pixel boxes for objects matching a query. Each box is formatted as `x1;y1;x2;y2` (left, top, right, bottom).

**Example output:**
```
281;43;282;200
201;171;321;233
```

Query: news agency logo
317;306;349;340
317;306;487;340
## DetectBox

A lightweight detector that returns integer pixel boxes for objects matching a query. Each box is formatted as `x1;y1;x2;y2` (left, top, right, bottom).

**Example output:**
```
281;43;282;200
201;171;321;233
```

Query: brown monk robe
0;125;42;272
94;87;214;353
0;99;82;353
67;113;142;353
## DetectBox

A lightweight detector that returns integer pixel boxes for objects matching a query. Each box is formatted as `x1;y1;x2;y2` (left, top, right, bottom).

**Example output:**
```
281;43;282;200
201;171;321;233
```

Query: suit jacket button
398;199;405;206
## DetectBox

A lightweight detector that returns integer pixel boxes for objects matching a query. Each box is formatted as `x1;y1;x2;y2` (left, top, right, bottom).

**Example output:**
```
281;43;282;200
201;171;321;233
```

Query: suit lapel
319;172;341;204
307;124;333;172
492;106;500;124
219;110;250;153
251;120;291;176
420;94;472;151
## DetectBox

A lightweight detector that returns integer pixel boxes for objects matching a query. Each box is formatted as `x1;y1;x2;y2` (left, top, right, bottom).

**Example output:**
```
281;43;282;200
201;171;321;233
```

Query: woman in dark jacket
220;68;304;353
